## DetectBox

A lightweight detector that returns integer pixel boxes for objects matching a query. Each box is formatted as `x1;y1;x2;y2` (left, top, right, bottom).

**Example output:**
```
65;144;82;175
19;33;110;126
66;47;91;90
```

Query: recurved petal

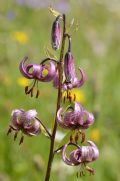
57;108;69;129
87;140;99;161
70;149;82;165
62;144;75;166
82;111;94;129
19;57;34;79
73;67;86;88
24;109;37;120
11;109;24;128
24;119;40;136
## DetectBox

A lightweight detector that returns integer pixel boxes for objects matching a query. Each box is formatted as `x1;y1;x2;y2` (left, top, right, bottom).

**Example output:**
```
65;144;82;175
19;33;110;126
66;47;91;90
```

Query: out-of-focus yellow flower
12;31;28;44
90;128;100;143
62;89;86;103
17;77;30;87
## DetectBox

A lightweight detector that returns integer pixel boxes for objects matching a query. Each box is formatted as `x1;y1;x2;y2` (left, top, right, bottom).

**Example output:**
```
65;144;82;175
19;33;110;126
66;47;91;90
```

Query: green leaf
48;6;61;17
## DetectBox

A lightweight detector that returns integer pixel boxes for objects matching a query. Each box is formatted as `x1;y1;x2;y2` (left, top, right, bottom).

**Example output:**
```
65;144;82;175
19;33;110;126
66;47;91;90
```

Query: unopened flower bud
51;17;61;50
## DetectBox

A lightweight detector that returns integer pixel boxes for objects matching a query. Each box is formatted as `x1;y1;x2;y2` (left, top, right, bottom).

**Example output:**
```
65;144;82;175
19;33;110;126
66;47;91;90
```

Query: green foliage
0;0;120;180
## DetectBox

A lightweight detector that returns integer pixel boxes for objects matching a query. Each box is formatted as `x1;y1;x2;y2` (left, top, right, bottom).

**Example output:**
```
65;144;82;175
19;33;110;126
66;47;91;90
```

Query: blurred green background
0;0;120;180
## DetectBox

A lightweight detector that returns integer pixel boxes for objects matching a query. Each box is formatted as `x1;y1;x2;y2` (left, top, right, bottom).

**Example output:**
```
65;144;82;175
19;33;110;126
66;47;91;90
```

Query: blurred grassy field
0;0;120;181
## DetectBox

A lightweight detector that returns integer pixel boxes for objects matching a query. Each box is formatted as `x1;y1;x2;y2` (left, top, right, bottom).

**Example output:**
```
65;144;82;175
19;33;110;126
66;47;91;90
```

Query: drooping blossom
51;16;61;50
7;109;40;144
53;51;86;91
57;102;94;130
19;56;57;97
62;141;99;175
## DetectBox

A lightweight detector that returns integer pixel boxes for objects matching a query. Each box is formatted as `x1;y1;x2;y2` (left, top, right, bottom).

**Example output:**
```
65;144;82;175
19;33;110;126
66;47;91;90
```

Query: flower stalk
44;14;66;181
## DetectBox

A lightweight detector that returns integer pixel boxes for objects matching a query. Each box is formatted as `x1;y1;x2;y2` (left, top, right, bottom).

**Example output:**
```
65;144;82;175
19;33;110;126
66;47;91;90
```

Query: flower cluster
7;11;99;179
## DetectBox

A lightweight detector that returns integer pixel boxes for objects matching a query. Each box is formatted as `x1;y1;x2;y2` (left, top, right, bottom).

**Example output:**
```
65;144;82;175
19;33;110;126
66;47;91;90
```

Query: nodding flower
53;37;86;100
51;15;61;50
62;141;99;176
7;109;41;144
63;51;86;90
19;56;57;97
57;102;94;130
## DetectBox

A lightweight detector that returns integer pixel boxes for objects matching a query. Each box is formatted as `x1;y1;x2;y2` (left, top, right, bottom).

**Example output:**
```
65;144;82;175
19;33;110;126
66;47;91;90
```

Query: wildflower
17;77;30;87
62;141;99;176
19;56;57;97
7;109;40;144
53;38;86;102
90;128;100;143
51;16;61;50
63;51;86;90
12;31;28;44
57;102;94;130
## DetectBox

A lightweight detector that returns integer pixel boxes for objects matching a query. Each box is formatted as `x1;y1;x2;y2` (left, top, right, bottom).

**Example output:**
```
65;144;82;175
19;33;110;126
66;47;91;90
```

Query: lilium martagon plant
7;8;99;181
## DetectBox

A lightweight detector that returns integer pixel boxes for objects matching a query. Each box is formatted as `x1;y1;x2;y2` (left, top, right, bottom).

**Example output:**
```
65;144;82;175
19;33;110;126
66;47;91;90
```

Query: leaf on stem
48;6;61;17
44;46;58;60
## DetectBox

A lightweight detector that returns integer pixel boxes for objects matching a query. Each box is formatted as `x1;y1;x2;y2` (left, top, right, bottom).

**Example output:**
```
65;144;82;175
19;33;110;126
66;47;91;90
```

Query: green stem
44;14;66;181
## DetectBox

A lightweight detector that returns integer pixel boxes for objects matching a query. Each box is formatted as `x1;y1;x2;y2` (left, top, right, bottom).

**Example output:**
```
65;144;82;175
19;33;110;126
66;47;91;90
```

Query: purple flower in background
19;56;57;97
7;109;40;144
16;0;49;9
54;0;70;13
62;141;99;175
57;102;94;130
6;10;15;20
51;16;61;50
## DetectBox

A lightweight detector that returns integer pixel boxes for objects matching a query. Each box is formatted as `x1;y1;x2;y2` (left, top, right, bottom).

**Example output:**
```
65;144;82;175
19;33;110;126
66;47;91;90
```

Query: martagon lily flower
53;37;86;102
7;109;41;144
57;102;94;130
19;56;57;97
62;141;99;176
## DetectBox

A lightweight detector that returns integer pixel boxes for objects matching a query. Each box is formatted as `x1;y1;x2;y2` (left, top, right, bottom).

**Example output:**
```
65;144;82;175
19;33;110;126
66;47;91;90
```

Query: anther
76;172;79;178
14;132;18;141
25;86;29;94
63;96;66;103
36;89;40;98
70;134;73;142
31;87;34;97
19;136;24;145
75;132;79;143
74;94;76;101
7;128;12;136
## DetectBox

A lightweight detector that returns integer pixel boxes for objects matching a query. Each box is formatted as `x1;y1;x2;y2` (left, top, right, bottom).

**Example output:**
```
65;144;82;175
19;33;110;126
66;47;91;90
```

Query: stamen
63;96;66;103
70;134;73;142
75;131;79;143
30;87;34;97
79;130;86;143
7;127;12;135
25;86;29;94
84;164;94;175
67;89;69;98
80;170;85;177
14;132;18;141
74;94;76;101
76;172;78;178
36;89;40;98
19;135;24;145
